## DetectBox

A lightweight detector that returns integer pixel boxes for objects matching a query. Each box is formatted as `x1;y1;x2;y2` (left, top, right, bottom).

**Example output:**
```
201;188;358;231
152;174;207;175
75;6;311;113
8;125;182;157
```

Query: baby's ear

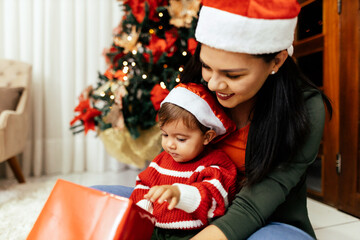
203;130;217;145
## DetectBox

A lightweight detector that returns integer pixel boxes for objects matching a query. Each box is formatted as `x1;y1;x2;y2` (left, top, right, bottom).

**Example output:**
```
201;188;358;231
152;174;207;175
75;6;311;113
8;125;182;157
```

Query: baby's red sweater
129;148;237;230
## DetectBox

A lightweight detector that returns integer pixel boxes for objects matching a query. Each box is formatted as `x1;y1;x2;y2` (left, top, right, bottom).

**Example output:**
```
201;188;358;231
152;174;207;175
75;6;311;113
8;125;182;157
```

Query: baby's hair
158;102;210;134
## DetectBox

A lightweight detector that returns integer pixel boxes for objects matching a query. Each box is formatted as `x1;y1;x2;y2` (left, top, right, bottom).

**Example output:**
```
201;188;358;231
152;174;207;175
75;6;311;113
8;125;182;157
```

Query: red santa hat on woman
161;82;236;139
195;0;301;55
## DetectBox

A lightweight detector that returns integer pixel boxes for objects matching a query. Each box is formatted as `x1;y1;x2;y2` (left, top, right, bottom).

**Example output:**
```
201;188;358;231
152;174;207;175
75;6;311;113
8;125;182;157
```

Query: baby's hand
144;185;180;210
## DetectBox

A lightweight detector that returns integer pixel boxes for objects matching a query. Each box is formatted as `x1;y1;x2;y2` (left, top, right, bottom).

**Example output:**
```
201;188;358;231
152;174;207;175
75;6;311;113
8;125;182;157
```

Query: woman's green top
212;89;325;239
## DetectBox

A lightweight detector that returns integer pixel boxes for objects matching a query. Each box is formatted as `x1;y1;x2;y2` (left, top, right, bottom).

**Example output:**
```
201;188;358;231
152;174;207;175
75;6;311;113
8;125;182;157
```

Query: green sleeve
211;91;326;240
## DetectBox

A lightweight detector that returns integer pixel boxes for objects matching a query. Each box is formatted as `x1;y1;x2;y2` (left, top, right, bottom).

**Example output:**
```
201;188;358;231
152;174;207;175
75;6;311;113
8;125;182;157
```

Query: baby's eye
161;133;168;137
177;138;186;142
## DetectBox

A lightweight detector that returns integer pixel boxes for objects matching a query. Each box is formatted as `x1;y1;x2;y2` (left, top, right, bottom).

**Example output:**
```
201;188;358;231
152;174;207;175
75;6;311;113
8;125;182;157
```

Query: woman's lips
216;92;235;100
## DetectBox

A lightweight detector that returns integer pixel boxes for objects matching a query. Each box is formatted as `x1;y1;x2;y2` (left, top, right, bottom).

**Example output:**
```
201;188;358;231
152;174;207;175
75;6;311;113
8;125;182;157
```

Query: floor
5;170;360;240
307;198;360;240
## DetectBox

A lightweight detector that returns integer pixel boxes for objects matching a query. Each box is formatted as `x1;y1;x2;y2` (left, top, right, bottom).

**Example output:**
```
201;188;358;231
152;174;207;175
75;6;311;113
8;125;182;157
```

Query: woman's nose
207;73;227;91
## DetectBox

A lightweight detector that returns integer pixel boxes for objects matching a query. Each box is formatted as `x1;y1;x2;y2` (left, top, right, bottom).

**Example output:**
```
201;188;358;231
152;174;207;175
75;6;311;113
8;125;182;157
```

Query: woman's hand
191;225;228;240
144;185;180;210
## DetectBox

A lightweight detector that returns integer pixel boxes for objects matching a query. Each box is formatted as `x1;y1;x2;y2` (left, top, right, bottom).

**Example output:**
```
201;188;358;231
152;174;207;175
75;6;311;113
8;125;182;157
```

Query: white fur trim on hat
195;6;298;54
160;87;226;135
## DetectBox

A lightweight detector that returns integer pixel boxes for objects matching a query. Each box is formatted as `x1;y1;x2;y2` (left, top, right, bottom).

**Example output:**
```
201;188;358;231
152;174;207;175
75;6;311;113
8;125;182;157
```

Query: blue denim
248;222;315;240
90;185;134;198
91;185;314;240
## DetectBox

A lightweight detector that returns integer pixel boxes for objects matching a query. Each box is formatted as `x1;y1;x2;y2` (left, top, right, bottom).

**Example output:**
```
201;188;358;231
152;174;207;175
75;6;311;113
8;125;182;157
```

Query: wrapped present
27;179;155;240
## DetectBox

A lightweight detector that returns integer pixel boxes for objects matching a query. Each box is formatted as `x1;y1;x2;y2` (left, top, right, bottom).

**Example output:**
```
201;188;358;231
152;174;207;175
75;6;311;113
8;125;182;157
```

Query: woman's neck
228;99;254;129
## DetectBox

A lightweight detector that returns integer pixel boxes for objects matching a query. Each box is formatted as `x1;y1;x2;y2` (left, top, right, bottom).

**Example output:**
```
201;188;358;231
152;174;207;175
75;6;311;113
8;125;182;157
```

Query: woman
93;0;332;239
183;1;332;239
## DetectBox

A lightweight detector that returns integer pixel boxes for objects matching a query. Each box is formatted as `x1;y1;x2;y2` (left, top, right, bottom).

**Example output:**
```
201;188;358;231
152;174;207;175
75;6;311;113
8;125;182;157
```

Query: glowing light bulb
182;51;187;56
110;95;115;100
160;82;166;89
179;67;184;72
127;36;132;41
123;61;128;66
142;74;147;79
131;62;136;67
100;92;105;97
132;50;137;55
175;77;180;82
159;12;163;17
123;67;129;74
123;76;128;81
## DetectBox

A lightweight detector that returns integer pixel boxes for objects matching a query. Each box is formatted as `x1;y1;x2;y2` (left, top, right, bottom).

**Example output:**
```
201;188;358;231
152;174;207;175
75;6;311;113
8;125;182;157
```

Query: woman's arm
195;91;326;239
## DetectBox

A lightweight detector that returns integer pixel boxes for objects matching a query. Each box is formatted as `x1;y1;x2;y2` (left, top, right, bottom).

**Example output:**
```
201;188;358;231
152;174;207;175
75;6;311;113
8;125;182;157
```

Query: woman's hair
180;43;332;186
158;102;210;134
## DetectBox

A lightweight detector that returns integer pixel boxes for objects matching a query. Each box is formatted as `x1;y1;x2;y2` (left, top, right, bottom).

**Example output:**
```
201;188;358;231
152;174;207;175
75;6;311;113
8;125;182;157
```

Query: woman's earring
271;70;276;75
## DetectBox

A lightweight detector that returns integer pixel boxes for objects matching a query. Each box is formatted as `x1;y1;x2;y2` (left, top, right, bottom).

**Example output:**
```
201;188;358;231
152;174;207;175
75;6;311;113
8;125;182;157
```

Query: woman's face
199;44;274;109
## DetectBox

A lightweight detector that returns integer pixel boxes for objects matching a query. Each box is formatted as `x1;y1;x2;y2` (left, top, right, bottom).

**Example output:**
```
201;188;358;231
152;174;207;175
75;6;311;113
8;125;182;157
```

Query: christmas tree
70;0;201;168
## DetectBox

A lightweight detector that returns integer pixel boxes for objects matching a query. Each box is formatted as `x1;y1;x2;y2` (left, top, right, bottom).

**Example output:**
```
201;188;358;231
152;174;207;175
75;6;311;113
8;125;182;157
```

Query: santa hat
195;0;301;55
160;83;236;138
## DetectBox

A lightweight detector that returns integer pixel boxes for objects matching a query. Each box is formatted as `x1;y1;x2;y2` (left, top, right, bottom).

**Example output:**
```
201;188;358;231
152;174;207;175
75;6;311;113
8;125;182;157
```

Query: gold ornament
103;104;125;129
113;26;140;53
168;0;201;28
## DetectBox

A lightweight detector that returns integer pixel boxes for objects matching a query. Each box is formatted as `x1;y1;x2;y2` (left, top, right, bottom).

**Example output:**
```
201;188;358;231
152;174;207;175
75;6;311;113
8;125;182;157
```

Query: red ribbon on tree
187;38;198;55
70;99;102;134
150;84;170;111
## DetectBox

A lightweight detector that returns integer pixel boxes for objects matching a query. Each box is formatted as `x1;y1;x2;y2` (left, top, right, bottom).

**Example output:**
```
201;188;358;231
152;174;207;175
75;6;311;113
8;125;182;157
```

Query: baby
130;82;238;239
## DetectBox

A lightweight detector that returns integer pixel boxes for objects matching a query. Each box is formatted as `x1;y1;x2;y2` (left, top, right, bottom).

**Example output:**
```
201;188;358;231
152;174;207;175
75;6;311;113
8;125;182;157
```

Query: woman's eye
201;62;211;69
226;74;242;79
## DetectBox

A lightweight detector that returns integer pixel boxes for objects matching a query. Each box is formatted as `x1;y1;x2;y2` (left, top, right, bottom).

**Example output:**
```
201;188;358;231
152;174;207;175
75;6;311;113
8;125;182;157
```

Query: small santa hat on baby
195;0;301;55
161;82;236;140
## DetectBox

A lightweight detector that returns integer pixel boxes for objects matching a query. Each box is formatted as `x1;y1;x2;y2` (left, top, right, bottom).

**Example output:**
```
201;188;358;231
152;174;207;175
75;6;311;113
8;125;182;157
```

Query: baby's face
160;120;206;163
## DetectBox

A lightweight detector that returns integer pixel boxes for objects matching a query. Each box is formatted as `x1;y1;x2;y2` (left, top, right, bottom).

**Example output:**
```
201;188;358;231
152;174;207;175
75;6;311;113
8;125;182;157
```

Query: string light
178;66;184;72
158;26;163;30
123;76;128;81
175;77;180;82
110;95;115;100
100;92;106;97
159;12;163;18
127;36;133;41
131;62;136;67
163;64;168;68
149;29;155;34
160;82;166;89
123;61;128;66
142;74;147;79
132;50;137;55
123;66;129;74
182;51;187;56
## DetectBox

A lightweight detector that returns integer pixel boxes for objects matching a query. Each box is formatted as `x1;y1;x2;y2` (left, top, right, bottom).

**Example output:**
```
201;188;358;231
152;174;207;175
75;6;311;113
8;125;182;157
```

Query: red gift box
27;179;155;240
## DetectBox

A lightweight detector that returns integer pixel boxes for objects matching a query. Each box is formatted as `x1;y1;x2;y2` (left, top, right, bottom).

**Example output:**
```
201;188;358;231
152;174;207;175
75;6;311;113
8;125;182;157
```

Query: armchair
0;59;32;183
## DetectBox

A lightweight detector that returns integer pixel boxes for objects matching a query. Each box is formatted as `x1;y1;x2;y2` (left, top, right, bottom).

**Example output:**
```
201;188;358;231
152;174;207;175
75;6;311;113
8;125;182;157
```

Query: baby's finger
144;186;158;199
149;187;166;202
157;189;173;204
167;197;178;210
